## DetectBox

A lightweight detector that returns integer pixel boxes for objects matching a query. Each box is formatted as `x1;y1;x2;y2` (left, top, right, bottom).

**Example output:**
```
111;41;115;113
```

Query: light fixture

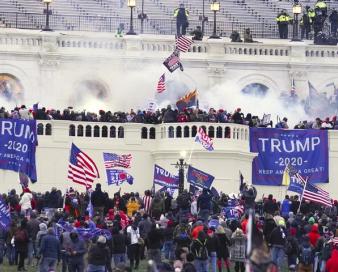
292;4;302;15
42;0;53;31
209;1;220;39
127;0;137;35
180;150;187;159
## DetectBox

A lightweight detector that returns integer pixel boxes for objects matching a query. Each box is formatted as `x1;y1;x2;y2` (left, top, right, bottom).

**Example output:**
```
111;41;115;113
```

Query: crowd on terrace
1;104;338;130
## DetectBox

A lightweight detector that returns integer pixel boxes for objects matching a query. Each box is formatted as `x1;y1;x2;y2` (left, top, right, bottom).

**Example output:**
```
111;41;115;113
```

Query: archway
0;73;24;102
241;83;269;97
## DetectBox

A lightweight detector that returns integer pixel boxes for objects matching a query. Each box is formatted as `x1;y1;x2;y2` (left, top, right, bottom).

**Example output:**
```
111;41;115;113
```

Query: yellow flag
281;166;290;186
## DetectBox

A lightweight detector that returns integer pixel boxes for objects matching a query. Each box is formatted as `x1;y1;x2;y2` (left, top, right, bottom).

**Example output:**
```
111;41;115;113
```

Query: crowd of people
0;183;337;272
2;104;338;131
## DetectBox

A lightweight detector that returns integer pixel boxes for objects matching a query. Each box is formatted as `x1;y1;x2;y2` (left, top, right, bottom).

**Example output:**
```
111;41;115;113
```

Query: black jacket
91;189;107;207
111;233;127;254
263;199;278;215
147;228;164;249
87;243;111;271
269;226;286;247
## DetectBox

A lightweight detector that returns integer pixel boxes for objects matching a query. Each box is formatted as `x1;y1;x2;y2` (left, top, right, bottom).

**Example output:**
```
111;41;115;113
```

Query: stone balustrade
0;29;337;61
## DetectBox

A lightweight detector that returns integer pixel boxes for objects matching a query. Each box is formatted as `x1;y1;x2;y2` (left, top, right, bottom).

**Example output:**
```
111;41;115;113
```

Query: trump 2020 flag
106;169;134;186
187;165;214;189
195;127;214;151
0;197;11;229
153;164;179;189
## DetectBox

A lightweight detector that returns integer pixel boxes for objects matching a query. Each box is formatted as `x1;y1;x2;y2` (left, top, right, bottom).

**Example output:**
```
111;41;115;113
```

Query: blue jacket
281;199;291;217
39;234;61;259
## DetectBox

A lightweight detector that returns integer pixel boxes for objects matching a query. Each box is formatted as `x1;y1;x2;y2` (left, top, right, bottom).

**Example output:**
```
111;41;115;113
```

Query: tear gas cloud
8;59;332;127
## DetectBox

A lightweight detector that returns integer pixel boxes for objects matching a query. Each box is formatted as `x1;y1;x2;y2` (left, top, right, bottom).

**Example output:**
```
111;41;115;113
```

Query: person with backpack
215;226;231;272
197;189;213;223
269;219;287;271
39;228;61;272
87;236;112;272
173;219;191;252
126;221;141;270
191;230;209;272
298;236;314;272
150;192;165;220
176;190;191;222
286;227;299;272
14;219;29;271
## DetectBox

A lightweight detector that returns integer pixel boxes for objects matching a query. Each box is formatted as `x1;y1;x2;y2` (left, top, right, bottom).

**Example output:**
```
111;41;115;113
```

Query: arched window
200;126;206;133
69;125;75;136
77;125;84;137
118;126;124;138
141;127;148;139
149;127;156;139
37;123;44;135
85;125;92;137
184;126;190;138
225;127;231;139
45;123;52;135
176;126;182;138
216;126;222;138
168;126;174;138
102;126;108;137
110;126;116;138
191;126;197;137
208;126;215;138
94;125;100;137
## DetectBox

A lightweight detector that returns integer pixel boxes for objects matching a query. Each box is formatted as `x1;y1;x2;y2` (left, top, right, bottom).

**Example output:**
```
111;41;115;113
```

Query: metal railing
0;11;304;39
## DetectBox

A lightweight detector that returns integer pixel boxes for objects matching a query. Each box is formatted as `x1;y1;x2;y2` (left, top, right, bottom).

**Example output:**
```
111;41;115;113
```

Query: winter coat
216;233;230;259
269;226;286;247
126;201;140;217
19;192;32;210
111;233;127;254
39;234;61;259
88;243;111;269
326;249;338;272
308;225;320;247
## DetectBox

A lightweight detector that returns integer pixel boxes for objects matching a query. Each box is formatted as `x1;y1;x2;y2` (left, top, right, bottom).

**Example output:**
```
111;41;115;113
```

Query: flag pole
297;176;308;214
187;140;196;165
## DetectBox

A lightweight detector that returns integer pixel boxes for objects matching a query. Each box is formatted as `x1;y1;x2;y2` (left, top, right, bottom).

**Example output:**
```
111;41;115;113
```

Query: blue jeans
271;246;285;270
209;252;217;272
163;241;174;260
27;240;34;265
0;242;4;264
39;257;57;272
112;253;126;267
194;259;209;272
7;244;15;265
87;264;105;272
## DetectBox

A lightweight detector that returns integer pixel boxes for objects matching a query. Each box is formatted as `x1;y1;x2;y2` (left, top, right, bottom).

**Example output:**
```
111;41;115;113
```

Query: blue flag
106;169;133;186
0;119;38;182
250;128;328;185
153;164;179;189
287;175;305;194
187;165;214;189
0;197;11;229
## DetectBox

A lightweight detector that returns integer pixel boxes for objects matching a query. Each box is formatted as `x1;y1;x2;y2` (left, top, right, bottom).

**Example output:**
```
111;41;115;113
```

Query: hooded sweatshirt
326;248;338;272
308;225;320;247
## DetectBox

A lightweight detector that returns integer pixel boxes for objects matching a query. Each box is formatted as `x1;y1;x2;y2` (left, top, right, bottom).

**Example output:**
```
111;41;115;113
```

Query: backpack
175;225;190;241
195;239;208;260
300;246;313;265
15;230;26;243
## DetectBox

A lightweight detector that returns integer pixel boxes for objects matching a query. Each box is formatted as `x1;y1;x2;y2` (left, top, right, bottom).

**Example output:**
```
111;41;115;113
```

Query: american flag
68;143;100;189
176;36;193;52
303;181;332;207
156;74;166;93
103;152;132;169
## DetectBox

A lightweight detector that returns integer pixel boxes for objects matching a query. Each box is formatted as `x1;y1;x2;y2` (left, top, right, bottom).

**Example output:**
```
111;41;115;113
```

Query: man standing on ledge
174;3;189;37
276;10;292;39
